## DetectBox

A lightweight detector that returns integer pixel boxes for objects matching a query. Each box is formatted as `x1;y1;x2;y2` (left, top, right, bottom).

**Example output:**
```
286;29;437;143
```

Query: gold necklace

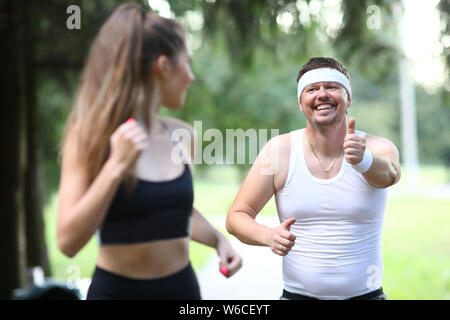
306;134;341;174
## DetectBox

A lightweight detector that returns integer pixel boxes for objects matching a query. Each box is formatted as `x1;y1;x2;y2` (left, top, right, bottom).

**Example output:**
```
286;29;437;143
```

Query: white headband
297;68;351;102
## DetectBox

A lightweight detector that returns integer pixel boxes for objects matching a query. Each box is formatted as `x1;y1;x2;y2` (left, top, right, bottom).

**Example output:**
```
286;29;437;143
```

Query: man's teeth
316;104;333;110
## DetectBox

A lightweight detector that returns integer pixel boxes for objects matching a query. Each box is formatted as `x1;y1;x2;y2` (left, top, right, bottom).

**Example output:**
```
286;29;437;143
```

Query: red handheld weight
220;266;229;276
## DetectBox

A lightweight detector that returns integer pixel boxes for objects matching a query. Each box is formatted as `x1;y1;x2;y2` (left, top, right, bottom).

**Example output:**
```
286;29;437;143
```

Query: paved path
197;215;284;300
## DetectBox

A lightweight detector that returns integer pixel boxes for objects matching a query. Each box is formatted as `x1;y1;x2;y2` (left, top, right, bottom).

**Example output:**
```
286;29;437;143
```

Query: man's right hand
269;217;297;256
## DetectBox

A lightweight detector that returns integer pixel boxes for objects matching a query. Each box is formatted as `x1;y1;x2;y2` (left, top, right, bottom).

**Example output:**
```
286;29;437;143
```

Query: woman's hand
268;218;296;256
108;118;148;176
216;236;243;278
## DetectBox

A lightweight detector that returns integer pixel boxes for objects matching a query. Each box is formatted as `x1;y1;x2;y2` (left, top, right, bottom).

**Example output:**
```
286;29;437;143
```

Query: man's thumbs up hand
347;117;355;134
269;218;297;256
344;117;366;166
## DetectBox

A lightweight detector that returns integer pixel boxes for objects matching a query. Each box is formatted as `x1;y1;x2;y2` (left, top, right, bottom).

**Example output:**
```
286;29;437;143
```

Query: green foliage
37;0;450;195
415;86;450;165
438;0;450;78
335;0;399;82
37;72;77;203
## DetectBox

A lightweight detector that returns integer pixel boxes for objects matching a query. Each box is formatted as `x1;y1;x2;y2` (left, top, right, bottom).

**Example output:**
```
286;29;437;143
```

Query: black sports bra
98;121;193;245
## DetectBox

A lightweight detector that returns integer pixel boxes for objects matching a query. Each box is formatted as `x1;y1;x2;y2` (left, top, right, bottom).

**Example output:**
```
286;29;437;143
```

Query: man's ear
347;93;352;108
299;99;304;112
155;55;171;78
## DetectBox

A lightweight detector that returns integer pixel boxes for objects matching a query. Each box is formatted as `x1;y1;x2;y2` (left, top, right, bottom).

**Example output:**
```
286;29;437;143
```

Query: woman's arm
190;208;242;277
190;207;223;248
57;121;148;257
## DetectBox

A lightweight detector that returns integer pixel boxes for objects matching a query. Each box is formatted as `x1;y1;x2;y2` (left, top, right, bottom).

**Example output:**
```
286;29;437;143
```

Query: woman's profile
57;3;242;300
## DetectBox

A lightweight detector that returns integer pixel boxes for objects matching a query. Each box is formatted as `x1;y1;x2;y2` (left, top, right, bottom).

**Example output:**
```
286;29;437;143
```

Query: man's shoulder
365;133;399;154
365;133;393;144
259;132;292;165
267;132;291;148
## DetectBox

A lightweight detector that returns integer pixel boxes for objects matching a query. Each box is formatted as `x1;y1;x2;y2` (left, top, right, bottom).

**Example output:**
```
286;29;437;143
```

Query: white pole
396;0;420;189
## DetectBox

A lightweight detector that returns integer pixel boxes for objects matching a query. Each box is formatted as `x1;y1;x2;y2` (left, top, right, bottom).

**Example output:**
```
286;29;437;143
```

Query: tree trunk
0;0;28;299
23;0;51;278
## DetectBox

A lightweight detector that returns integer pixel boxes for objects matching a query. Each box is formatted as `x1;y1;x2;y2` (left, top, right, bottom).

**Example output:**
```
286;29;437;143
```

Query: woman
57;3;242;300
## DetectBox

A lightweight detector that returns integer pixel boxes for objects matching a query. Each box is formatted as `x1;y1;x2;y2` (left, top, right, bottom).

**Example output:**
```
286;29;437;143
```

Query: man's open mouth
314;103;335;111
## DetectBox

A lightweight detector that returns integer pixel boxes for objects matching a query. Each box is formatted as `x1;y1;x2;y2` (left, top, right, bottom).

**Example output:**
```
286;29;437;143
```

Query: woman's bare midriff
97;237;190;279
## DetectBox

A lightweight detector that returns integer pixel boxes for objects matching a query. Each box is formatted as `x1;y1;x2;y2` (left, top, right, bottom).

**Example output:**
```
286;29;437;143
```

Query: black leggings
86;262;201;300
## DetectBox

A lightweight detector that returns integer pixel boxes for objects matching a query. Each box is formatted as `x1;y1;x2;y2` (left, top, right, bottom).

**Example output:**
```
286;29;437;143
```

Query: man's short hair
297;57;350;83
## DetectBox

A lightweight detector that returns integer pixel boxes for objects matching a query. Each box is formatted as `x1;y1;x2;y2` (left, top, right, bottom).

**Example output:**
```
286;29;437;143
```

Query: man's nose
317;86;330;99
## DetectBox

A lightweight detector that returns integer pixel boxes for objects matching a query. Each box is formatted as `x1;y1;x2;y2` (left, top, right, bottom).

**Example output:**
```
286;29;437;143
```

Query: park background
1;0;449;299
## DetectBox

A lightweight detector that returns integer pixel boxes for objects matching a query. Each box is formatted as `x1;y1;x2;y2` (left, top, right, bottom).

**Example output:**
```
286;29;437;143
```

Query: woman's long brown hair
62;3;186;191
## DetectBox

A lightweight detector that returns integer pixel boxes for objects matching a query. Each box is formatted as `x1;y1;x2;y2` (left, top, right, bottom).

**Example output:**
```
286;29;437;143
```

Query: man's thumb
282;218;296;231
348;117;355;134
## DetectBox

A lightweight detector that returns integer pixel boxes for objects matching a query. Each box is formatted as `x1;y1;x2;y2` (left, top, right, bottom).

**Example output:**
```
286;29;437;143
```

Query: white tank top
275;129;388;299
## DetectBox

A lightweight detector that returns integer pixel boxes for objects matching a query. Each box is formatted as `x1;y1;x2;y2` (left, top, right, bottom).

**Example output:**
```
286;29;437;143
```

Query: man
226;57;401;300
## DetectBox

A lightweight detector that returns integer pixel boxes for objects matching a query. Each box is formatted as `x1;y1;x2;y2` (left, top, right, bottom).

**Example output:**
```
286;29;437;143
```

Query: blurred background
0;0;449;300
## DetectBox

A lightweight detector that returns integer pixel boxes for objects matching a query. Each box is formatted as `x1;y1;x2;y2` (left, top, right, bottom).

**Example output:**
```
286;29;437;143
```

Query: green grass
45;165;450;299
382;196;450;299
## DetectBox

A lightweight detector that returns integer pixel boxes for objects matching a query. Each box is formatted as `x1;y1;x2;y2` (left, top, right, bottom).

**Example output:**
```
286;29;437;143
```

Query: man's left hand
343;117;366;165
